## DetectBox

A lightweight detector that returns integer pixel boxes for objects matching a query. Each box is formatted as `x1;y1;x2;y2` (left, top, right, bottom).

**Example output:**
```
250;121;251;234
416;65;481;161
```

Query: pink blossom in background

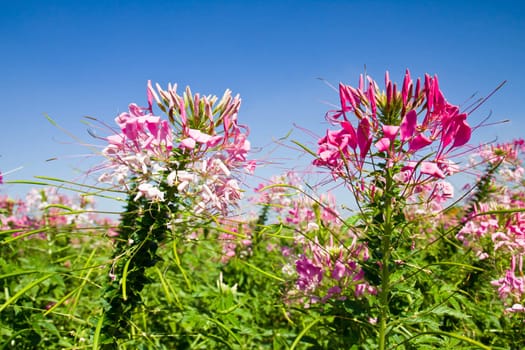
295;255;324;293
289;233;374;305
1;188;115;239
491;256;525;304
209;217;254;263
455;139;525;312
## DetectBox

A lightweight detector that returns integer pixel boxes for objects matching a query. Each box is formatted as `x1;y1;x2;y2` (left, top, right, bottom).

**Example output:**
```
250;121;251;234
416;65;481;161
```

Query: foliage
1;73;524;349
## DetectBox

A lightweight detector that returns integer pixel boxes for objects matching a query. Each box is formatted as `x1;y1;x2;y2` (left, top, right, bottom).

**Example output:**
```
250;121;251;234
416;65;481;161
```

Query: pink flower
355;283;377;297
98;81;253;217
491;268;525;302
296;255;324;292
376;125;400;153
336;83;361;121
244;160;257;173
105;108;173;162
331;260;349;280
188;129;213;143
225;134;251;163
322;286;344;302
434;181;454;201
314;70;474;183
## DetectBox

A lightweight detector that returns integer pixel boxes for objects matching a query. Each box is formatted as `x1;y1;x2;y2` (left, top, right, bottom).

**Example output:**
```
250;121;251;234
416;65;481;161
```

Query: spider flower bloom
296;255;324;293
491;256;525;304
98;81;253;216
291;235;374;304
314;70;472;183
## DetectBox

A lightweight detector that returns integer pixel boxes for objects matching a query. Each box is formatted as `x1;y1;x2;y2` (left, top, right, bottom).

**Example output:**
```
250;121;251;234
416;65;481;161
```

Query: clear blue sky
1;0;524;203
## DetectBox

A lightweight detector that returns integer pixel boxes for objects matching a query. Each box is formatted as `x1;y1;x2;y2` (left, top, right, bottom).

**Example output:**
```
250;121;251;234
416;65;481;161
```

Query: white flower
216;272;238;294
167;171;178;187
134;183;165;202
98;172;113;184
307;222;319;232
211;157;231;176
282;263;295;276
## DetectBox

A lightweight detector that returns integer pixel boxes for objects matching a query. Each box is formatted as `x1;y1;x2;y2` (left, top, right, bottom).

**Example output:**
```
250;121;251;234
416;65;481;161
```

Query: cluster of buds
98;81;254;216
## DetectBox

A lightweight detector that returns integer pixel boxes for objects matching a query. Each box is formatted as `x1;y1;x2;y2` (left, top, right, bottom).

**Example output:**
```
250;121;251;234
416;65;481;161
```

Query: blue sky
1;0;524;206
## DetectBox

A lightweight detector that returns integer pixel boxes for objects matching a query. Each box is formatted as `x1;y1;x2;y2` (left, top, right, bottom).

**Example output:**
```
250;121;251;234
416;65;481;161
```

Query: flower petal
420;161;445;179
400;110;417;141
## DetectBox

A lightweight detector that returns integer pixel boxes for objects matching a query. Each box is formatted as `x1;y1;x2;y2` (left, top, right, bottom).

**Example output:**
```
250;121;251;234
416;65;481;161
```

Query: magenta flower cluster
292;235;375;306
314;70;471;183
252;172;374;305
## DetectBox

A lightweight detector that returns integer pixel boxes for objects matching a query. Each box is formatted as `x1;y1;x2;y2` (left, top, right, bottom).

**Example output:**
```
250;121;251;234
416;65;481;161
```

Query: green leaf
0;274;54;313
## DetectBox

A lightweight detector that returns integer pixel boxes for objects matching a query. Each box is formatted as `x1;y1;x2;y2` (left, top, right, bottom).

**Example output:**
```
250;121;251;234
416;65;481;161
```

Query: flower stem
378;171;395;350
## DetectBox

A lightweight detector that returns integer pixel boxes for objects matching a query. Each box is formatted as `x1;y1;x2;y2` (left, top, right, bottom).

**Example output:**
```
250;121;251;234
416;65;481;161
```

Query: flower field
1;71;524;349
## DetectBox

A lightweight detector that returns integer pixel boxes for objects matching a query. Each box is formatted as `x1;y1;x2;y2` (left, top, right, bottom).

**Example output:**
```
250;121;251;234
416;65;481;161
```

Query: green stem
379;171;395;350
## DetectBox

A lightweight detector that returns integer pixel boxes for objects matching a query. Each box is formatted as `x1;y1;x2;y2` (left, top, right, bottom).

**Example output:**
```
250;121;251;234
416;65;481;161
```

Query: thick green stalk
100;194;169;348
